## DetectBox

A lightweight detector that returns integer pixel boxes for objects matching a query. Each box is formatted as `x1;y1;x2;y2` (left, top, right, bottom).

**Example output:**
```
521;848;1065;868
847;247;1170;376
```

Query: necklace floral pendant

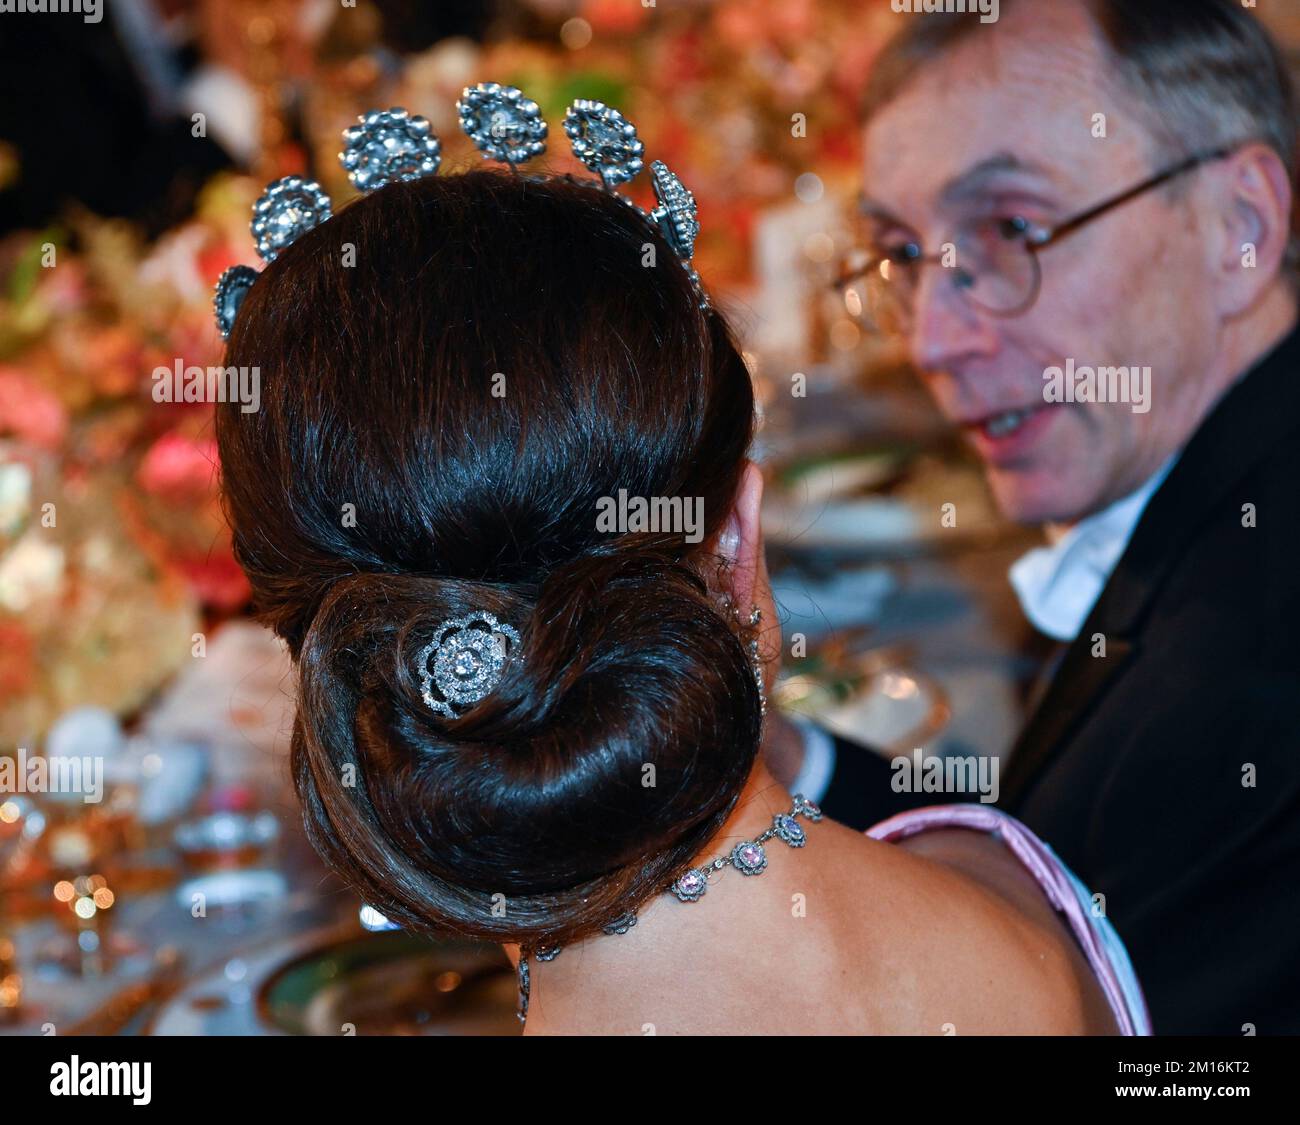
731;840;768;874
516;794;822;1025
774;813;806;847
672;868;710;902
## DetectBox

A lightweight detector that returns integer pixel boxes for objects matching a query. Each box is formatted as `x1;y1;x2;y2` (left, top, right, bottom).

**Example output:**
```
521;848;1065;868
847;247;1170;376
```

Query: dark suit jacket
819;324;1300;1035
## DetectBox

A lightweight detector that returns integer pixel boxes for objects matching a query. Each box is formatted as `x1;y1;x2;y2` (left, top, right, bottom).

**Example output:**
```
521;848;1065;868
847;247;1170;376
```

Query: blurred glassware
174;869;288;914
0;932;20;1023
256;930;519;1037
0;793;47;882
763;445;1015;558
110;736;208;827
44;705;126;764
174;808;279;872
772;560;896;648
776;640;951;754
0;792;44;1023
63;945;186;1035
50;871;117;977
172;801;285;927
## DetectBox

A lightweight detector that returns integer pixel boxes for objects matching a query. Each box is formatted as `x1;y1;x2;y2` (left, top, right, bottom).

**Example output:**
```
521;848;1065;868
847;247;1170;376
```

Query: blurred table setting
1;395;1042;1035
20;0;1287;1037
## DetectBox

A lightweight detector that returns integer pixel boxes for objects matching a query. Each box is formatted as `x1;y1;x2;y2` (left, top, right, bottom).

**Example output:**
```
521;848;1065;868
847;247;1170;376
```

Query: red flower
136;432;219;499
0;620;35;698
0;366;68;449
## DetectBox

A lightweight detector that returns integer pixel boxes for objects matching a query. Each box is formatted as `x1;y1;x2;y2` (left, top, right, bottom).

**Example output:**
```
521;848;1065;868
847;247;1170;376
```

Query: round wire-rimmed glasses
832;146;1237;334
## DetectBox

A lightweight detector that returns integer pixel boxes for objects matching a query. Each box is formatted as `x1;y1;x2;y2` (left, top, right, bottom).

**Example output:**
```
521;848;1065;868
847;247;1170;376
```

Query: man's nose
907;263;999;375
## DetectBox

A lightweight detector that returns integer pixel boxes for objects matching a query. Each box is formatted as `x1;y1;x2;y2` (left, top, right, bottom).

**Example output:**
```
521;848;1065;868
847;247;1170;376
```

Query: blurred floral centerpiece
0;0;894;747
0;176;263;747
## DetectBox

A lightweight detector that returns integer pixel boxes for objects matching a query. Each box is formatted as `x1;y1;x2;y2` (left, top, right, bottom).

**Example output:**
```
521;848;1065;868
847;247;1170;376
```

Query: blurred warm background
0;0;1296;1035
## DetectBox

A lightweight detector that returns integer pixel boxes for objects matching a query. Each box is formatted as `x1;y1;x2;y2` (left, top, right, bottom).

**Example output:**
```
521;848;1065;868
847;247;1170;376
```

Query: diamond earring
748;606;767;719
728;601;766;719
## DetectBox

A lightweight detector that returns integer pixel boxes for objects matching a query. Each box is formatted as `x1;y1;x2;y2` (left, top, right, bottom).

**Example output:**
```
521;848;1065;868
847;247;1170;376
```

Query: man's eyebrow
856;153;1057;227
855;194;907;225
939;152;1057;204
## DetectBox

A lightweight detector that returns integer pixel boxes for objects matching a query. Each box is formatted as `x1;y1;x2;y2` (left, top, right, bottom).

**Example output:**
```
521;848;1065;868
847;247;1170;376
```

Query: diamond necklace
515;793;823;1025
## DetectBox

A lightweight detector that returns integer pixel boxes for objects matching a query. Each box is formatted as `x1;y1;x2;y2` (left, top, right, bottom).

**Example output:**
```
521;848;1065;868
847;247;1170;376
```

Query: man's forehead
858;152;1060;220
859;19;1134;216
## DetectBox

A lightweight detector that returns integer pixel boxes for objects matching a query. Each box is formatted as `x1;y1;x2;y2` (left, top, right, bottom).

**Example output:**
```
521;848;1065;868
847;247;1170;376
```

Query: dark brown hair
215;170;760;947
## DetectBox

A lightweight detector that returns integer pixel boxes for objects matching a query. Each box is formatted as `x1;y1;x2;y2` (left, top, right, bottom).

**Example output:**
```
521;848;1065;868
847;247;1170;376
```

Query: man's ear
715;461;764;609
1211;143;1294;317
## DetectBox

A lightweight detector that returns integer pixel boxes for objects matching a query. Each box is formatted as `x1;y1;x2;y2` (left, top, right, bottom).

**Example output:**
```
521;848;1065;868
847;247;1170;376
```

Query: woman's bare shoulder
818;818;1111;1035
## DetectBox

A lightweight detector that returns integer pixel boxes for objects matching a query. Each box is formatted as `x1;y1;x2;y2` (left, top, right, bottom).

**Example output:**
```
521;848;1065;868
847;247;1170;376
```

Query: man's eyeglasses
833;147;1235;334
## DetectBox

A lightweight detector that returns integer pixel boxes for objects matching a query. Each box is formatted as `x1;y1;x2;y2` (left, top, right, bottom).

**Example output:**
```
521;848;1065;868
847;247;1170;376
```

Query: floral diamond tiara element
648;160;699;262
250;175;332;263
339;107;442;192
458;82;548;166
213;264;259;341
417;612;522;719
563;99;644;189
213;88;707;341
561;101;704;306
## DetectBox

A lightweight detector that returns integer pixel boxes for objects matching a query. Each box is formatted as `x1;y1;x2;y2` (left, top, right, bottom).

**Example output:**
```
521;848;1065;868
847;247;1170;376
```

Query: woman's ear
715;461;764;609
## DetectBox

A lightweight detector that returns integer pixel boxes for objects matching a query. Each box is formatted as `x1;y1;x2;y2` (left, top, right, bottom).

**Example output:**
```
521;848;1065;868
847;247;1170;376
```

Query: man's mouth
980;407;1036;439
960;403;1059;463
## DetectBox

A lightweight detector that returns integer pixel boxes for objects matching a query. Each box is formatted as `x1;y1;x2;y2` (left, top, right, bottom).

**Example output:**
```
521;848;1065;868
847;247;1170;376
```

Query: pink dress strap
866;804;1152;1035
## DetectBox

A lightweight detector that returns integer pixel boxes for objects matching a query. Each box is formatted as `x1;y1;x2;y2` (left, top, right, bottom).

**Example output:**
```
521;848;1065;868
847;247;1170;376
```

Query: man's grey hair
861;0;1300;278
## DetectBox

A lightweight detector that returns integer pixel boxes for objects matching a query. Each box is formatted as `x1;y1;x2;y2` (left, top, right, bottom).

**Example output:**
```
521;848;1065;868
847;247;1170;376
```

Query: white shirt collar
1008;455;1178;642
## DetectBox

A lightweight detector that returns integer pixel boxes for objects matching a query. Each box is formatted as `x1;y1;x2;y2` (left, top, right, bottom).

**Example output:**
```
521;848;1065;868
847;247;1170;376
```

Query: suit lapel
1000;324;1300;809
1000;634;1134;806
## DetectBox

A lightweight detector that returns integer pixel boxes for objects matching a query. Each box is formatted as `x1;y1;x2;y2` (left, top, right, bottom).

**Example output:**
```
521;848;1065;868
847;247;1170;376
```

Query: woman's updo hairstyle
216;169;760;947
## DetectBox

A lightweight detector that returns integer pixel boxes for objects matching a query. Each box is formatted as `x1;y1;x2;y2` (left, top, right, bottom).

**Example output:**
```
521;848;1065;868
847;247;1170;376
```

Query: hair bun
290;544;761;945
215;170;760;947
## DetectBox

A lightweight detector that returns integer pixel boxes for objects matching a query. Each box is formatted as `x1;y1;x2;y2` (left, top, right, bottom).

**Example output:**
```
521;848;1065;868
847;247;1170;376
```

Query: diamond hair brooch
417;611;522;719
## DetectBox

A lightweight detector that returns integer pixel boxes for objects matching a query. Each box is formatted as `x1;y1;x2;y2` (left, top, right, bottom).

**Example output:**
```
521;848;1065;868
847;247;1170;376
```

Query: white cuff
785;714;837;805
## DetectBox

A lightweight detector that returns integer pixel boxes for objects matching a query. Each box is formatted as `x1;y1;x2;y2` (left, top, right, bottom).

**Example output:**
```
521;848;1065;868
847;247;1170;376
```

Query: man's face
861;5;1223;525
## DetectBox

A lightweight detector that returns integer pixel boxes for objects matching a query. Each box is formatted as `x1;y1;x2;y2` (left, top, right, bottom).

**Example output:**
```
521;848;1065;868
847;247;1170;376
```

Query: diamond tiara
213;85;706;340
